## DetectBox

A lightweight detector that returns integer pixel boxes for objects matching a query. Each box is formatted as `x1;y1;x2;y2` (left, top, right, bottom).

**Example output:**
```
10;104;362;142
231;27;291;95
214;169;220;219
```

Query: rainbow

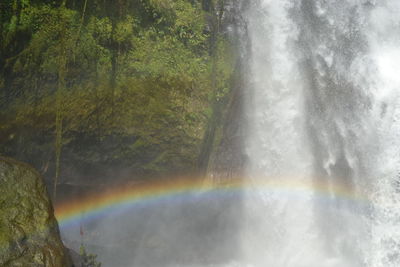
54;176;372;229
55;177;238;229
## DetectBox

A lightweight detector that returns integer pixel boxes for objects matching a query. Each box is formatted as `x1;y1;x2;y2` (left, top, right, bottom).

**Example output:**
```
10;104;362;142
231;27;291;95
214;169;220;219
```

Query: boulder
68;248;84;267
0;156;72;267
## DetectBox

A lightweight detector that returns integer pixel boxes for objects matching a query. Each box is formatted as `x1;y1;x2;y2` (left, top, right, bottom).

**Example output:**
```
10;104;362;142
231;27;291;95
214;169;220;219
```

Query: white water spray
242;1;400;266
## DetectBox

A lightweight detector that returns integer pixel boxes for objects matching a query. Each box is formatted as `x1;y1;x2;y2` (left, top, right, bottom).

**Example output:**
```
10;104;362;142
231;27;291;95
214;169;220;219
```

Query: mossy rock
0;157;72;267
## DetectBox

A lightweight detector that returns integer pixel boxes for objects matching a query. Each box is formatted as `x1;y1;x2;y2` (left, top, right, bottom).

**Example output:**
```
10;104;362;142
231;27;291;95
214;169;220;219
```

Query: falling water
56;2;400;266
242;1;400;266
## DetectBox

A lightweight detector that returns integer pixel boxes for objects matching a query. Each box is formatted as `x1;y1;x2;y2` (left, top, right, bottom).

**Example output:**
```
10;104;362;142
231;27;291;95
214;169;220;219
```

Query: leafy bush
80;244;101;267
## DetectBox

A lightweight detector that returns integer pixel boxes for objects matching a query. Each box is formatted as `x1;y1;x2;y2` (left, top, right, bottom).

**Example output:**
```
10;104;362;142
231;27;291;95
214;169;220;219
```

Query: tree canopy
0;0;236;186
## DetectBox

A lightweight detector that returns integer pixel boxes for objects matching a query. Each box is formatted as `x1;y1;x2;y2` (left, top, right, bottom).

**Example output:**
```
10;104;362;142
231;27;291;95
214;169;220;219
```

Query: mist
3;0;400;266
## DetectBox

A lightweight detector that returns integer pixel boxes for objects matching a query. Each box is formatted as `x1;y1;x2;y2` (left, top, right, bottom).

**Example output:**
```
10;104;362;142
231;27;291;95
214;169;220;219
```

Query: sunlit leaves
0;0;235;174
86;16;112;45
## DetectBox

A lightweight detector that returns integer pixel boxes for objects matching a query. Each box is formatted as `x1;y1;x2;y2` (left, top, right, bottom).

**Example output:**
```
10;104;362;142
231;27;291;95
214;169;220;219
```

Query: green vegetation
0;0;236;189
80;244;101;267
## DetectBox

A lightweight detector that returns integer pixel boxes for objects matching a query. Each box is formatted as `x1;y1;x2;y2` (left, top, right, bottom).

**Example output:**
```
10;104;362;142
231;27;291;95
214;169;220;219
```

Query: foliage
0;0;236;183
80;244;101;267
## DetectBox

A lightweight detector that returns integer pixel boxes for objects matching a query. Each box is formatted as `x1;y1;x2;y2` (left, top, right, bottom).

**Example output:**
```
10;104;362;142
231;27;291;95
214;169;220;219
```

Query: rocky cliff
0;157;72;267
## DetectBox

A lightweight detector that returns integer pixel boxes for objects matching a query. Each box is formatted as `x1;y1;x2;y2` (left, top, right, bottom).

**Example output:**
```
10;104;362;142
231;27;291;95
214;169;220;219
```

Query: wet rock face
0;157;72;267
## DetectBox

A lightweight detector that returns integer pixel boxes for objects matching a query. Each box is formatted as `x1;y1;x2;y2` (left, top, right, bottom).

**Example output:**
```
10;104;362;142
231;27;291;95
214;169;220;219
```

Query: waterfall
241;1;400;266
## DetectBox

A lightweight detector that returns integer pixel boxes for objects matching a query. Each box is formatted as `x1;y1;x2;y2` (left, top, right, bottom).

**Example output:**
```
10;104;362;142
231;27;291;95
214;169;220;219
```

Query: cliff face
198;0;249;181
0;157;72;267
207;75;247;181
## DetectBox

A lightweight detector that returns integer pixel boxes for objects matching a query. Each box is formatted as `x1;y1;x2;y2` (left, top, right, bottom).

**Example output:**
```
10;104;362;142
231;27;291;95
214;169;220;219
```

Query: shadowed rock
0;157;72;267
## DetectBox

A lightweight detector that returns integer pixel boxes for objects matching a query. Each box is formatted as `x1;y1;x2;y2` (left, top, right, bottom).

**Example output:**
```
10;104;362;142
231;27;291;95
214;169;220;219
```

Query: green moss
0;157;71;267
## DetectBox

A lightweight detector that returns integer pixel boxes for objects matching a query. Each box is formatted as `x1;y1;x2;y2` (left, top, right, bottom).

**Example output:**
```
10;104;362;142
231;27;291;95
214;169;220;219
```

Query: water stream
242;1;400;266
58;2;400;266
